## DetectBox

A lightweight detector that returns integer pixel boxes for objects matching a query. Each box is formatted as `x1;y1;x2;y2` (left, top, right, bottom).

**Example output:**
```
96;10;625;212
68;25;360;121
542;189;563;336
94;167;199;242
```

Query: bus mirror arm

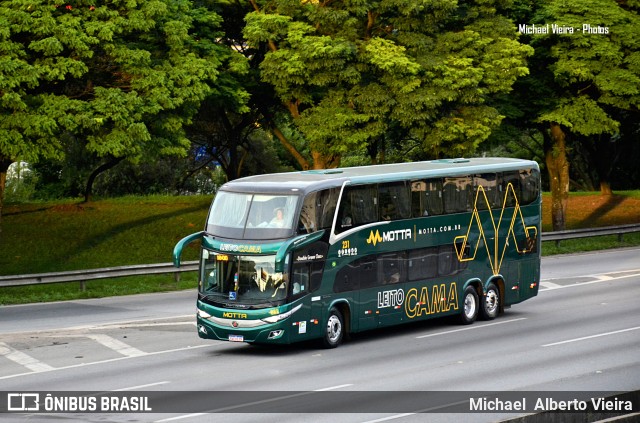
274;230;326;273
173;231;205;268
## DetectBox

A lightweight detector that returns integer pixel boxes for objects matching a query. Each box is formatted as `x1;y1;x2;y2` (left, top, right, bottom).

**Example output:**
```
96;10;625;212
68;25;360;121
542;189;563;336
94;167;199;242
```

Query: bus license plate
229;335;244;342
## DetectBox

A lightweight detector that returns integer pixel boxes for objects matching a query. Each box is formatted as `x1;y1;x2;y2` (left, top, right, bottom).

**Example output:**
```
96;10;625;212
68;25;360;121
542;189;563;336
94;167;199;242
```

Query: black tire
479;282;500;321
322;308;344;348
460;286;479;325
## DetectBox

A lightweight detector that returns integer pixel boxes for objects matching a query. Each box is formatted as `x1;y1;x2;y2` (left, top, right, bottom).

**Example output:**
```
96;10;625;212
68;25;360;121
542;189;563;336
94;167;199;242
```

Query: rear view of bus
173;158;541;348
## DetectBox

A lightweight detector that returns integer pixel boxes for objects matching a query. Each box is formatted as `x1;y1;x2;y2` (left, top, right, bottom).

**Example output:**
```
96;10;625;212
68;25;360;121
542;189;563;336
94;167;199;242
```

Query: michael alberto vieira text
470;396;634;412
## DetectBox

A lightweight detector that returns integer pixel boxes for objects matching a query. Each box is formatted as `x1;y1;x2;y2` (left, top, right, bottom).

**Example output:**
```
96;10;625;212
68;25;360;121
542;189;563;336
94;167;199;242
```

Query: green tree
242;0;533;169
533;0;639;229
0;0;246;218
490;0;639;230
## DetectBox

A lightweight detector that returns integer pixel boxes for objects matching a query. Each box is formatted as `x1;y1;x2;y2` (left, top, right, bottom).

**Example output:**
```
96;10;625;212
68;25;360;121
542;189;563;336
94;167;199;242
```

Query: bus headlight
261;304;302;324
198;309;212;319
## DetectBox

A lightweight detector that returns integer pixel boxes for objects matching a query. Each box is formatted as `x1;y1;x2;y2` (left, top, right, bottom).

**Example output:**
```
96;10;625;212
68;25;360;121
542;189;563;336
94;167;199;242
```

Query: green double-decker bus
173;158;541;348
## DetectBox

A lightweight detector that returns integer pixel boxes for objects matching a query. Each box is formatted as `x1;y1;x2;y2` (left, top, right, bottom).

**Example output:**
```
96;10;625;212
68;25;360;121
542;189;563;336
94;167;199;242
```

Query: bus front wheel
322;308;344;348
480;283;500;320
460;286;479;325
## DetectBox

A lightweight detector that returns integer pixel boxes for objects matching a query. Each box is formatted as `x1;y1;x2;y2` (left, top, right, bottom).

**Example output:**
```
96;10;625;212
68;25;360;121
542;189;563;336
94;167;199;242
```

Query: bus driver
270;208;286;228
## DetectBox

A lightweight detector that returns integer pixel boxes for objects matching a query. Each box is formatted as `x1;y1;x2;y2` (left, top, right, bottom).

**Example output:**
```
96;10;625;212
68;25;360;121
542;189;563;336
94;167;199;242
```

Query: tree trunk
600;181;613;196
271;126;310;170
84;156;125;203
545;123;570;231
311;150;340;169
0;157;13;234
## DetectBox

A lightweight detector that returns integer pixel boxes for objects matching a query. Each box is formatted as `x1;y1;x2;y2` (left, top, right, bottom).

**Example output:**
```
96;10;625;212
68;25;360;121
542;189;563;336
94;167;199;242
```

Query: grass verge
1;192;639;305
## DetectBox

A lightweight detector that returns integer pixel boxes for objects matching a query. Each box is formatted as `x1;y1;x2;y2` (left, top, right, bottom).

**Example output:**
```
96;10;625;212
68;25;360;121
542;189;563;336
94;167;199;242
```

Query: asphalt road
1;248;639;422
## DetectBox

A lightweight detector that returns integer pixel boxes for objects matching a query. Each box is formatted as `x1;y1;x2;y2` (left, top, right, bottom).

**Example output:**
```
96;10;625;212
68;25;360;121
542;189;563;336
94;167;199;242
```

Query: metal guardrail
542;223;640;247
1;223;639;289
0;261;198;289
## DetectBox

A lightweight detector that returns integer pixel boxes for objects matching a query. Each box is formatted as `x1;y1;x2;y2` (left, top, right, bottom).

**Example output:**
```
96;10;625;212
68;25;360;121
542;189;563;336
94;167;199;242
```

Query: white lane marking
0;344;211;381
154;384;353;422
361;413;416;422
114;381;170;391
315;384;353;391
593;412;640;423
540;281;562;289
360;399;470;423
59;334;146;357
540;273;640;292
156;413;206;422
415;318;527;339
542;326;640;347
1;314;194;336
98;322;196;330
594;274;615;281
0;342;55;372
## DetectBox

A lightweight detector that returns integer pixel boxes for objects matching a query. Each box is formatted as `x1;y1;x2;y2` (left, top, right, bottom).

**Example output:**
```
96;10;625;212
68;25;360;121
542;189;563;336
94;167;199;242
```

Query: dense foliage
1;0;639;230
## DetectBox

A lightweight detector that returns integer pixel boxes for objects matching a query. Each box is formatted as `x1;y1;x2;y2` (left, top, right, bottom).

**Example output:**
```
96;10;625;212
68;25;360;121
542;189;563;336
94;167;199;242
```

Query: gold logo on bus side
366;229;412;247
366;230;383;246
454;183;537;275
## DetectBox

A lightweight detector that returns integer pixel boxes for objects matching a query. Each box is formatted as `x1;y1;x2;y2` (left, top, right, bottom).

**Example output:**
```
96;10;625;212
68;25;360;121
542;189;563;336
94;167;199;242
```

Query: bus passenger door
356;258;378;331
289;260;314;341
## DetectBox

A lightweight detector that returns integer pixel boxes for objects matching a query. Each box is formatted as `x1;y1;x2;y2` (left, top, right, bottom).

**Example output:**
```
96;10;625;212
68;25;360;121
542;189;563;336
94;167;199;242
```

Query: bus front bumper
196;315;289;344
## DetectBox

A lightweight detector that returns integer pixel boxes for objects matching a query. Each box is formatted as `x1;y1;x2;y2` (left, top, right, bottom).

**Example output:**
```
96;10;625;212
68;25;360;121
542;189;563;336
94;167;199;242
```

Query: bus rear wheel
322;308;344;348
460;286;479;325
480;283;500;320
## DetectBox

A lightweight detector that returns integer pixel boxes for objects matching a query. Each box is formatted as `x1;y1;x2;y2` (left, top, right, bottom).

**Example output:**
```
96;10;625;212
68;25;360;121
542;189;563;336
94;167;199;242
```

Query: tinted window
291;260;325;296
309;262;324;292
379;182;411;221
411;179;444;217
443;176;472;213
336;185;378;232
438;245;458;276
358;258;377;289
520;168;540;204
334;261;359;293
408;248;438;281
334;257;376;293
474;173;500;210
378;253;405;285
299;188;340;233
501;171;521;207
291;262;310;299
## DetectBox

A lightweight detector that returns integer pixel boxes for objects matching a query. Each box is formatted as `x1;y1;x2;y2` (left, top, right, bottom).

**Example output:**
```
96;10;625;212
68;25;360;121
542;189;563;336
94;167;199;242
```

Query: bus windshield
200;250;288;308
207;191;298;239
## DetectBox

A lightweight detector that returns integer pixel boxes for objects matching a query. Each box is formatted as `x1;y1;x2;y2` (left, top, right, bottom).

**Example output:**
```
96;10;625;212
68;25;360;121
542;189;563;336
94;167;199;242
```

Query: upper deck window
298;188;340;234
336;185;378;233
379;182;411;220
520;168;540;204
207;191;298;240
443;176;473;213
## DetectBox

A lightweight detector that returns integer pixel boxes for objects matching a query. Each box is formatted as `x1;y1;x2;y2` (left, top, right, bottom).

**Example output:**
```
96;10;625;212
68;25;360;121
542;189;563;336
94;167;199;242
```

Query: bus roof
221;157;539;194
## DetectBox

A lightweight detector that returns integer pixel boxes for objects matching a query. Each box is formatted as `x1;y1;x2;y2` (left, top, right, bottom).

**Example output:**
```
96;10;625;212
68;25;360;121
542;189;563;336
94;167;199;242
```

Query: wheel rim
326;314;342;344
464;293;476;319
485;289;499;315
